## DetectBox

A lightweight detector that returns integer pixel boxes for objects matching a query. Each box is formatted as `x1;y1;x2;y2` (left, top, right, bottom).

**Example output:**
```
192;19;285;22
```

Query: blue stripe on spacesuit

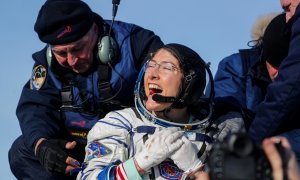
79;162;119;180
81;169;93;180
97;117;134;158
97;160;121;180
106;137;128;149
77;163;106;180
112;111;136;156
97;120;129;131
108;112;136;157
114;111;133;129
106;136;130;158
109;117;132;131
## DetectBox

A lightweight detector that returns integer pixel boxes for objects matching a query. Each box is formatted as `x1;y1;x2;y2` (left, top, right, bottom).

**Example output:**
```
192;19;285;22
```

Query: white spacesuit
77;43;216;180
77;107;214;180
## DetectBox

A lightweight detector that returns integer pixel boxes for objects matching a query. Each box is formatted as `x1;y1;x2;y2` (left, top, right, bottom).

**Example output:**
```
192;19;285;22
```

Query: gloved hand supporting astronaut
211;111;246;141
134;127;205;176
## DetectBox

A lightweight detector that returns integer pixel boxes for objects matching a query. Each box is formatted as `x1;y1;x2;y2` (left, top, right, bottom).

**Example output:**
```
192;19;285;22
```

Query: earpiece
46;45;52;67
97;34;118;64
97;0;120;65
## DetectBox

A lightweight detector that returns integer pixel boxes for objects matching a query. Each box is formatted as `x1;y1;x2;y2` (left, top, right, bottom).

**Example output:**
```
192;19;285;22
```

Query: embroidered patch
87;142;112;160
159;161;183;179
30;65;47;90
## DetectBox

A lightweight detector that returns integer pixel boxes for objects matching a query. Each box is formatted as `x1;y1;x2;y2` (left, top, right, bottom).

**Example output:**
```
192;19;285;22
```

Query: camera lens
229;134;254;157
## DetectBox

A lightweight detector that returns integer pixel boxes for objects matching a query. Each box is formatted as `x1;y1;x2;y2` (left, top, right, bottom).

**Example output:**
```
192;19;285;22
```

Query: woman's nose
148;68;160;79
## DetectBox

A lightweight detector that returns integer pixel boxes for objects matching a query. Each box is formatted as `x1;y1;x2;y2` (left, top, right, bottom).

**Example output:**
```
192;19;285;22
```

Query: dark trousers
8;135;82;180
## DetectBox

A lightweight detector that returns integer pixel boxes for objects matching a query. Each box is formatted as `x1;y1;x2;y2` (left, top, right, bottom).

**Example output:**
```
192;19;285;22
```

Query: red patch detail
159;161;183;179
71;120;86;127
57;25;72;38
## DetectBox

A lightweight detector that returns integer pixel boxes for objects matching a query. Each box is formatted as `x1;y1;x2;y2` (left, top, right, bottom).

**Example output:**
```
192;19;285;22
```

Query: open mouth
148;84;163;95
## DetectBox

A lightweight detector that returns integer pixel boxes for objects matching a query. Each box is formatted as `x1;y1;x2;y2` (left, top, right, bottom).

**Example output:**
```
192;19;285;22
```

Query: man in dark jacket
213;13;291;135
249;2;300;162
8;0;163;179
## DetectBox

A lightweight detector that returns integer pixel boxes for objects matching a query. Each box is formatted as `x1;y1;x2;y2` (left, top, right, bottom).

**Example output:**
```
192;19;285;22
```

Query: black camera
208;133;279;180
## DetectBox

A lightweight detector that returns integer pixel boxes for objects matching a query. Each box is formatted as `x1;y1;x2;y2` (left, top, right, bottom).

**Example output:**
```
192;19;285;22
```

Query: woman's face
144;48;183;111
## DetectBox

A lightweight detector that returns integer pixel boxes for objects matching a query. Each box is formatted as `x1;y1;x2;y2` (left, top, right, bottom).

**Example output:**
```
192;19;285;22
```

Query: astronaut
77;43;217;180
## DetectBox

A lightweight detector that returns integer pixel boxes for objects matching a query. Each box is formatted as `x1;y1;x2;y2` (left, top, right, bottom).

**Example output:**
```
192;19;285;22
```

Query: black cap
263;13;291;68
34;0;94;45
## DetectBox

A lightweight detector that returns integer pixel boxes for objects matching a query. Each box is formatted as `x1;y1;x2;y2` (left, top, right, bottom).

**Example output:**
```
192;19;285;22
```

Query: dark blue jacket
16;20;163;149
249;6;300;142
213;47;270;127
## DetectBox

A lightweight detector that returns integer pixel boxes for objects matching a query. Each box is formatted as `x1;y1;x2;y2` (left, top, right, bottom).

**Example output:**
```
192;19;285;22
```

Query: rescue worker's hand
35;139;80;174
212;112;245;141
263;137;300;180
134;127;184;173
170;136;203;174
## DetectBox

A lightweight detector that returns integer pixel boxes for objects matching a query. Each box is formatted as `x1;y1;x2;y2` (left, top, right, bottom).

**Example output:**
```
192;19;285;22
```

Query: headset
134;60;215;131
46;0;120;66
97;30;118;64
97;0;120;65
45;0;125;111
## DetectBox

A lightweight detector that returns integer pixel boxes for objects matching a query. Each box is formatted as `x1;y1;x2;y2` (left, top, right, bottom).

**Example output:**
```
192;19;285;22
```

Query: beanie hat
263;13;291;68
34;0;94;45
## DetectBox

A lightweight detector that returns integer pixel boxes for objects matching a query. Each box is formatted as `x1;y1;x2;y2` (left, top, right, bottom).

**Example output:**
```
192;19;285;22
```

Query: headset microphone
112;0;120;19
152;94;177;103
96;0;123;102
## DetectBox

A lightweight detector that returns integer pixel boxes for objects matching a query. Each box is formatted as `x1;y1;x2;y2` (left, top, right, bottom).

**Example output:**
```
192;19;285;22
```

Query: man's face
280;0;300;22
51;24;98;73
266;61;279;81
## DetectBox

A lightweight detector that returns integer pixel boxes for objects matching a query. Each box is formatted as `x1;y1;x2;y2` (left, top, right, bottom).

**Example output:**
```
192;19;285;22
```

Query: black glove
36;139;68;174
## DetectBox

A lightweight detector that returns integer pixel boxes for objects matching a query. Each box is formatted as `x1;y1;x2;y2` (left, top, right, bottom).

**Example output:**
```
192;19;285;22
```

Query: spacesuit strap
197;143;207;158
130;108;153;144
131;107;142;120
132;126;156;134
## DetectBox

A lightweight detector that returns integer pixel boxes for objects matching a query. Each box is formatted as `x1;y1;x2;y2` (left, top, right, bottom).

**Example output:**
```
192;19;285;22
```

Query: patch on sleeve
30;65;47;90
159;160;183;179
87;142;112;161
